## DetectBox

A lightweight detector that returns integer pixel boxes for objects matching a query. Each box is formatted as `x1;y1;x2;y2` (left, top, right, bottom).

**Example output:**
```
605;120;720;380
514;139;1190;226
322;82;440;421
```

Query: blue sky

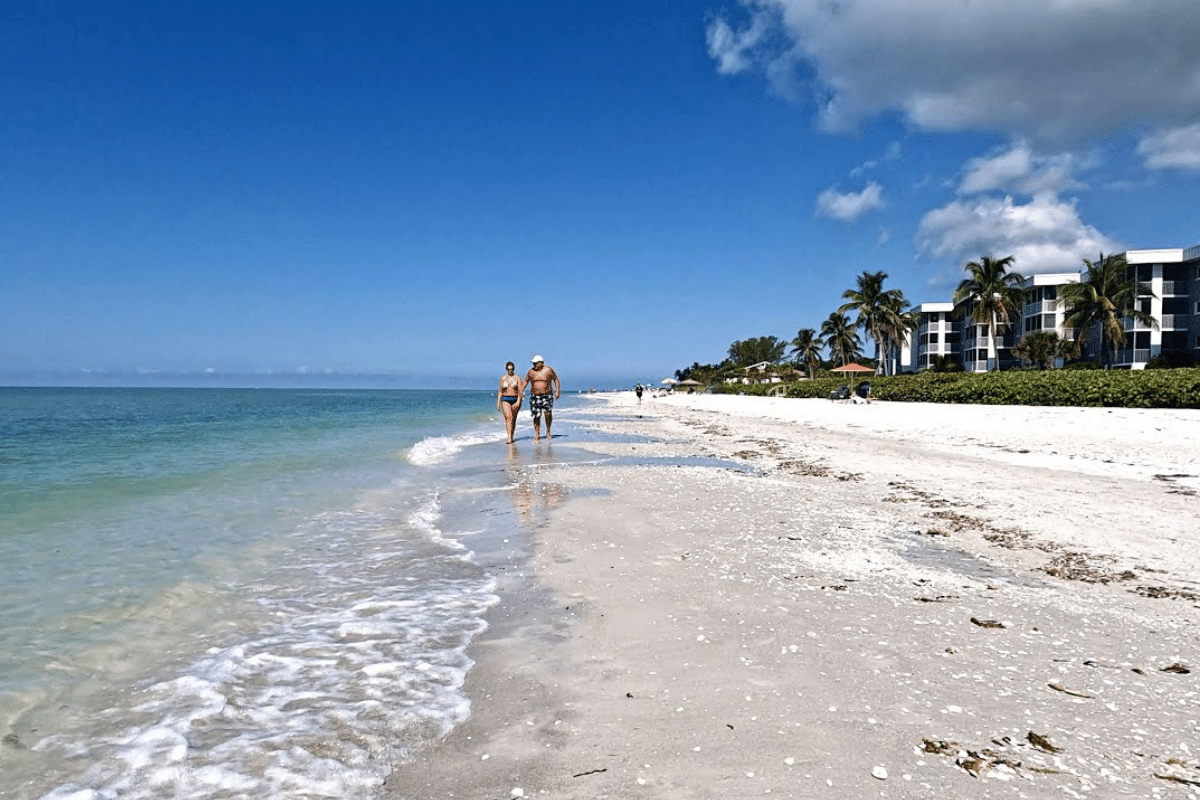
3;0;1199;389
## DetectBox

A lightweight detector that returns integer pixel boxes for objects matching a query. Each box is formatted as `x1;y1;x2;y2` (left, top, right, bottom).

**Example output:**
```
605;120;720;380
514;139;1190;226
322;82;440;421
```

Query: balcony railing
1160;314;1186;329
1115;349;1152;364
1161;280;1184;296
917;344;960;356
1023;300;1058;315
1122;317;1156;331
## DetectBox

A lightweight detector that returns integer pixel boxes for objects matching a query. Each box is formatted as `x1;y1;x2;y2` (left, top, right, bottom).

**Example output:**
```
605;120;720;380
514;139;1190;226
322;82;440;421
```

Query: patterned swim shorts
530;393;554;417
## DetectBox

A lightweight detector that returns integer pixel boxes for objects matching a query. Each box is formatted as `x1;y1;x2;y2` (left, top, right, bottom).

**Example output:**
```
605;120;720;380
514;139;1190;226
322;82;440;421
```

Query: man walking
523;355;561;440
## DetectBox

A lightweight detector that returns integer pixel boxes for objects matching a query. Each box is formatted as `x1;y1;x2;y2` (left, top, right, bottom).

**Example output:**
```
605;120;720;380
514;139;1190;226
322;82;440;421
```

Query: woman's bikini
500;374;520;403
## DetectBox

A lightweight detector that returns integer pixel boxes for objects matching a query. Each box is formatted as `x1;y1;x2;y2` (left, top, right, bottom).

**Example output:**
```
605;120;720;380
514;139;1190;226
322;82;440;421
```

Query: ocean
0;387;591;800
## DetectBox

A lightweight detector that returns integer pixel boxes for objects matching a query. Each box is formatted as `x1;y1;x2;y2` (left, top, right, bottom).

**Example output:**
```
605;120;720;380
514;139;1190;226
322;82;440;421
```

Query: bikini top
501;375;520;392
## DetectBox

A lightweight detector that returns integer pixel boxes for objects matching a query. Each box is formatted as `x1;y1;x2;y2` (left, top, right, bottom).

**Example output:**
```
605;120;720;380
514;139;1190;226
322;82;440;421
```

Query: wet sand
385;393;1200;799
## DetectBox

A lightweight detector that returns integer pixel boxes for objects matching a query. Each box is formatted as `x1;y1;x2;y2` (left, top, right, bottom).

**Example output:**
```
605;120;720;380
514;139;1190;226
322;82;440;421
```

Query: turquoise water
0;387;571;800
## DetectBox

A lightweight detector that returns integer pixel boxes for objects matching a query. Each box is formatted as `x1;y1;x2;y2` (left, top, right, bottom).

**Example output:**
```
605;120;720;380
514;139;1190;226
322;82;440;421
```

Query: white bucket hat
531;354;544;363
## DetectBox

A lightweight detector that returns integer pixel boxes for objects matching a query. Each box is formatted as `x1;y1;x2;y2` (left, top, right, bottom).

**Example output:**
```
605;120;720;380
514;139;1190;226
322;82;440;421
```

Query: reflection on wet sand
507;441;567;528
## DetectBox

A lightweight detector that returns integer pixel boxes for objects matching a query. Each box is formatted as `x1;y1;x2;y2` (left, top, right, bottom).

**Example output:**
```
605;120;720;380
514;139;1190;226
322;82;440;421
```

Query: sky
3;0;1199;389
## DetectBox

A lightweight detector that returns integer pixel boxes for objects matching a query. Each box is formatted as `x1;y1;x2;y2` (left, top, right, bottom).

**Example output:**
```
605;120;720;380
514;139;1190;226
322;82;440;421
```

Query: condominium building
910;302;956;371
891;242;1200;372
1114;246;1199;368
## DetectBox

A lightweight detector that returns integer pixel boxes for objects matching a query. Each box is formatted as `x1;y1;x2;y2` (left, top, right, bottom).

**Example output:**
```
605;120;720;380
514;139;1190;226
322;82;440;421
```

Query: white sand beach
386;393;1200;799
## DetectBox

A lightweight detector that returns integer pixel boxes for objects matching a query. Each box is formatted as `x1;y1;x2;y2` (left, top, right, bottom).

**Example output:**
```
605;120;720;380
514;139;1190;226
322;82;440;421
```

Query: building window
1164;297;1188;315
1164;263;1187;282
1164;331;1188;351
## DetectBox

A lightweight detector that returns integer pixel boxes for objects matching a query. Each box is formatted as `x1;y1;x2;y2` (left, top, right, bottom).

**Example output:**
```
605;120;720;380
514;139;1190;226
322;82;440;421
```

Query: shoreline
385;394;1200;799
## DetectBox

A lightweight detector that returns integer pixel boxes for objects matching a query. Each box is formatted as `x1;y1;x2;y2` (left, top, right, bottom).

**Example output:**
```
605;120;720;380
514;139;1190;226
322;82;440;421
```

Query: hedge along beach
387;391;1200;799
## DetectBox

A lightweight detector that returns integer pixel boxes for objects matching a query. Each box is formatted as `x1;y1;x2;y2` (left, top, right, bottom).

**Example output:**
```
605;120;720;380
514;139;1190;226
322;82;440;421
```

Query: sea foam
31;501;499;800
407;430;499;465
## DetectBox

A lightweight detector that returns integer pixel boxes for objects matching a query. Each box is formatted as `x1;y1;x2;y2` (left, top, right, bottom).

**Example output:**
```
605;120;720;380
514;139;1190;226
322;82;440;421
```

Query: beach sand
385;393;1200;799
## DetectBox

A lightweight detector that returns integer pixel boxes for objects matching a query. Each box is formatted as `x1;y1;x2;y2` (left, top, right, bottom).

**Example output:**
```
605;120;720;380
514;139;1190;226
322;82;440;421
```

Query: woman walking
497;361;522;443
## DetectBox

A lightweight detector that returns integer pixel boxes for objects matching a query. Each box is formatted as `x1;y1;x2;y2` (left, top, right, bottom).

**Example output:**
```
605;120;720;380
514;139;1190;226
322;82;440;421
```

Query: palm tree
952;255;1026;371
789;328;823;380
875;298;918;376
1012;331;1081;370
820;311;861;367
839;271;909;375
1059;252;1157;368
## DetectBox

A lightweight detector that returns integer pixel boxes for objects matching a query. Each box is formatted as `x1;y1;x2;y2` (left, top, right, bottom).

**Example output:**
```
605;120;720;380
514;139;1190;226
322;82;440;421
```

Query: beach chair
852;381;871;404
830;385;851;402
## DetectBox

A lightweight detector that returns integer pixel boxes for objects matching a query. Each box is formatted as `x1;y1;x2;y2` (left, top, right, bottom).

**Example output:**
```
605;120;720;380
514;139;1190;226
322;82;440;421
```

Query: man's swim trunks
530;393;554;417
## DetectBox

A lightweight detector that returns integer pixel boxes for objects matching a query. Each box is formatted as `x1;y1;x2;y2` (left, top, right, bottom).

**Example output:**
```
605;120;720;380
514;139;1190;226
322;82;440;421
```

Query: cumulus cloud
815;182;885;221
1138;122;1200;171
958;142;1086;195
706;1;1200;143
916;192;1119;273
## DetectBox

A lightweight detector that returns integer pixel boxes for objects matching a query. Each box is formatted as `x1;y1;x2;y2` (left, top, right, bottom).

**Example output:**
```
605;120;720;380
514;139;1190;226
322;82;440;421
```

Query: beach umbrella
830;363;874;376
661;378;678;385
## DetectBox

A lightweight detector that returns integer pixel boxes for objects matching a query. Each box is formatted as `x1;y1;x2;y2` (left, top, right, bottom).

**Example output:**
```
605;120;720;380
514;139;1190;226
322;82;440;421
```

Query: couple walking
496;355;561;443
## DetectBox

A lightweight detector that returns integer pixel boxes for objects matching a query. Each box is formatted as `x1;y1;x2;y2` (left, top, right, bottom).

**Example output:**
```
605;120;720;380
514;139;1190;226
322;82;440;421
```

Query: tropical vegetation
719;369;1200;409
789;328;822;380
726;336;788;368
1012;331;1080;370
839;270;913;375
952;255;1026;371
665;248;1196;408
819;311;861;367
1059;252;1157;368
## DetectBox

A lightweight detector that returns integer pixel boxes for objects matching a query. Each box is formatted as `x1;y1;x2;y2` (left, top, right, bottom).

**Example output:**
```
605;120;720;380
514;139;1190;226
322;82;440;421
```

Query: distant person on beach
523;355;561;441
635;384;643;403
497;361;523;443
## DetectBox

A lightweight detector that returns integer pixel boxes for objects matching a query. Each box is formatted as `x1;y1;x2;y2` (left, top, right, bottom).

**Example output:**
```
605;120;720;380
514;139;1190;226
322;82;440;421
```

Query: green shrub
714;368;1200;408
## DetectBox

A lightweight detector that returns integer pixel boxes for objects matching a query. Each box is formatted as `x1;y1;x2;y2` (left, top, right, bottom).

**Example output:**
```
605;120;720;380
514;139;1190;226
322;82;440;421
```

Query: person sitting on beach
497;361;522;443
523;355;561;441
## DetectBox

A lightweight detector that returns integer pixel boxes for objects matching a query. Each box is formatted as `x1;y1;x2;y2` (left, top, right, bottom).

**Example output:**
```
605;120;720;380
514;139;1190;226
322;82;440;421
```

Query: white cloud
849;159;876;178
850;141;902;178
707;1;1200;143
815;181;885;221
958;142;1085;195
916;192;1119;273
705;12;772;76
1138;122;1200;171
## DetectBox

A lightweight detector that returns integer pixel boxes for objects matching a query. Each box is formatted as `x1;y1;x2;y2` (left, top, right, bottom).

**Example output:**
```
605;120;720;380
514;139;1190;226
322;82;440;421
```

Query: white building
1014;272;1082;368
1112;246;1199;368
891;241;1200;372
911;302;956;372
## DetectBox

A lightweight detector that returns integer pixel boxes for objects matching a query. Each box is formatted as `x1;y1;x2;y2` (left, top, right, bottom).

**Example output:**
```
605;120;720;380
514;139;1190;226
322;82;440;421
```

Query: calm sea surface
0;387;591;800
